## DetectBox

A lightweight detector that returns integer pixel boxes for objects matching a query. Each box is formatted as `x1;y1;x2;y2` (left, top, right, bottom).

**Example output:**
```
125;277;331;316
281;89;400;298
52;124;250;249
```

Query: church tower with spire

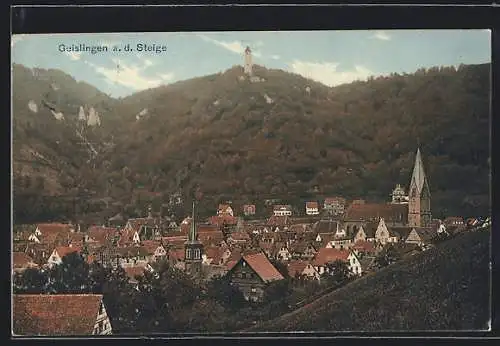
408;147;432;227
184;201;203;278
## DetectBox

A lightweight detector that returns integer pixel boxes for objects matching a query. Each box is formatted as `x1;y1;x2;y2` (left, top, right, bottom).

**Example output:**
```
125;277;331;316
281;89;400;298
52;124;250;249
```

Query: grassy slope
249;229;490;332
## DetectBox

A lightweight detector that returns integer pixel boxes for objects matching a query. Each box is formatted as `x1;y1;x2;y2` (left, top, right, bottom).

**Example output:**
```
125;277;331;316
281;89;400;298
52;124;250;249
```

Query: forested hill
12;62;491;224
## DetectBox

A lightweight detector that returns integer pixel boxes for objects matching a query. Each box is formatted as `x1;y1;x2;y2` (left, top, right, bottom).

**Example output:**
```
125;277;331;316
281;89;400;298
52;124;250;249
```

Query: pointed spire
410;147;427;194
189;200;197;242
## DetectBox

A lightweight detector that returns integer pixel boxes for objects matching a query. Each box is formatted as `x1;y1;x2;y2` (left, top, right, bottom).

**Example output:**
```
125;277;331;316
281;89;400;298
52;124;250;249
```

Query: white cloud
64;51;82;61
271;55;281;60
288;60;374;87
372;30;391;41
197;34;262;58
85;58;173;90
160;73;174;81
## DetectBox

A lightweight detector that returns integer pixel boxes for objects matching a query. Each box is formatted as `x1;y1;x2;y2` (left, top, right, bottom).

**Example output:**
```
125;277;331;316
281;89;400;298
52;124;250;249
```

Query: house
353;224;377;243
323;197;346;215
47;246;82;268
141;241;167;262
12;252;39;273
86;226;120;246
227;231;251;247
273;243;292;261
217;204;234;217
289;242;317;260
226;252;284;302
116;246;151;267
391;184;409;204
305;201;319;216
374;218;406;245
345;203;408;227
405;227;437;247
243;204;256;216
273;205;292;216
13;294;112;336
29;223;73;245
287;260;321;281
312;248;362;276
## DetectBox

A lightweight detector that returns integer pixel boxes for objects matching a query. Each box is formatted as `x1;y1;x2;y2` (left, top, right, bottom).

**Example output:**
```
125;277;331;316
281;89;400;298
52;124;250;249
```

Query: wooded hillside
12;63;491;223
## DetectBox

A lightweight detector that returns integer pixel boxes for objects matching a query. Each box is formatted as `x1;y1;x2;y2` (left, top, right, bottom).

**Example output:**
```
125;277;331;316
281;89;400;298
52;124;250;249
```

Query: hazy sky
11;30;491;98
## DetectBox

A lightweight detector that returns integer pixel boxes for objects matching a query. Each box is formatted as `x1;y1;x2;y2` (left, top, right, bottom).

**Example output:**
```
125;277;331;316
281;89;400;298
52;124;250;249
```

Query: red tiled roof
87;226;119;244
287;260;308;277
312;248;350;266
226;260;238;270
352;240;376;253
36;223;73;235
204;246;223;264
345;203;408;222
124;266;146;280
208;215;238;226
168;248;185;261
324;197;346;205
242;252;284;282
13;252;37;269
267;215;290;227
55;246;81;259
13;294;104;336
141;240;161;255
306;201;319;209
229;232;251;241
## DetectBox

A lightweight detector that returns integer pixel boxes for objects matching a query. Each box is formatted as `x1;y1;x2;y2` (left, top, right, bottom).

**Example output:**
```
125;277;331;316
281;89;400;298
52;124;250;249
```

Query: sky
11;30;491;98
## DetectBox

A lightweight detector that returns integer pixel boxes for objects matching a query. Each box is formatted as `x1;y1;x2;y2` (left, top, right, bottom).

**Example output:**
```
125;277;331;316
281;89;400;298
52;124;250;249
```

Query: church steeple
408;147;432;227
184;200;203;278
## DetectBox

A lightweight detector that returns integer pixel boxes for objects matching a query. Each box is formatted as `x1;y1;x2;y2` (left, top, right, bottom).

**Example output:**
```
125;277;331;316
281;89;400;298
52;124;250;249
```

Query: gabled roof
287;260;309;277
240;252;284;282
313;248;351;266
54;246;81;259
411;227;437;242
36;223;73;235
13;294;104;336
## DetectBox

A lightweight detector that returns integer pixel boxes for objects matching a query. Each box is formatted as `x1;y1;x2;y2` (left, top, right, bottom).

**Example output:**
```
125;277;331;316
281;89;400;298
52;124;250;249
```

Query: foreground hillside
12;63;491;223
248;229;490;332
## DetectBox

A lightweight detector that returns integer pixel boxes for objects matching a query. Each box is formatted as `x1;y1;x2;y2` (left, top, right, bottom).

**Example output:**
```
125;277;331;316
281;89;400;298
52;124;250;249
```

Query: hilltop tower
244;46;253;76
184;201;203;278
408;148;432;227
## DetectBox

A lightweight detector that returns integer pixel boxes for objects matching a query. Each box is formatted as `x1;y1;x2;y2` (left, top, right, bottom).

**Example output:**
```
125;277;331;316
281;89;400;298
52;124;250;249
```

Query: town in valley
11;30;491;335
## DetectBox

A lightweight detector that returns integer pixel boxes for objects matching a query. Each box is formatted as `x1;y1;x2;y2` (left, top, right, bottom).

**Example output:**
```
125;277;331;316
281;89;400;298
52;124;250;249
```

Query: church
408;147;432;227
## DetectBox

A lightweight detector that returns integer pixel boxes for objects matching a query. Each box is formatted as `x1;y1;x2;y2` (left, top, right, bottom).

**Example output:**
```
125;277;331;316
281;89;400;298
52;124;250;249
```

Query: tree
206;274;246;310
46;252;91;293
13;268;49;294
323;259;350;285
375;244;401;268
